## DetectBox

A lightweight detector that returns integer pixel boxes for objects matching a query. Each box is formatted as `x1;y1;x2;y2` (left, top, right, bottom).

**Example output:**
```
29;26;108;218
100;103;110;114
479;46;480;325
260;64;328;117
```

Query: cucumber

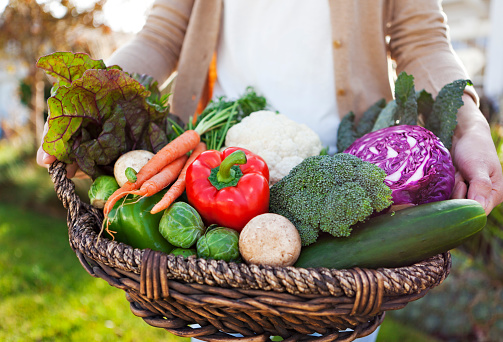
294;199;487;269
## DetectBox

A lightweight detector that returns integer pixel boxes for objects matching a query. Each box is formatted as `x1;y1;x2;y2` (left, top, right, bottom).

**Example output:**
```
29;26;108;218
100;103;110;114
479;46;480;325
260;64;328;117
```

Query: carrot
102;186;134;216
128;154;188;198
150;142;207;214
129;130;200;188
103;130;200;217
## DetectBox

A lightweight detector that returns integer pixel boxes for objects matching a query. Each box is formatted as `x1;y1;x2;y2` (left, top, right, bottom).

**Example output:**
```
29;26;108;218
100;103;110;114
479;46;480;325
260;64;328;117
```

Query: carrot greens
187;87;268;150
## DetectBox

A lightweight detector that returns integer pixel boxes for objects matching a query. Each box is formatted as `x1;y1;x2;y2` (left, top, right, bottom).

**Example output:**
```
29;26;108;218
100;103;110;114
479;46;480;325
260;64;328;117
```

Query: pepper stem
217;150;247;183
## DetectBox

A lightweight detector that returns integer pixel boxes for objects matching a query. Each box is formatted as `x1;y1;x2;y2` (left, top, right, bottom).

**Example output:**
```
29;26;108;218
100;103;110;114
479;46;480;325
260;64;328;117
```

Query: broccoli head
269;153;393;246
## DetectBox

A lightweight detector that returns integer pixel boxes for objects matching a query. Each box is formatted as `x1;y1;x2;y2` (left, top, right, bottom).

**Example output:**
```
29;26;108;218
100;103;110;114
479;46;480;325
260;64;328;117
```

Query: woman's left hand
450;95;503;215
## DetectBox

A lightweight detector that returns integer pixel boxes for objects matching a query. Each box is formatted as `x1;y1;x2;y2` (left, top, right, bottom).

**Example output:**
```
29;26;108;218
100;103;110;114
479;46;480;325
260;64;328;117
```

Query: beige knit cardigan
107;0;477;123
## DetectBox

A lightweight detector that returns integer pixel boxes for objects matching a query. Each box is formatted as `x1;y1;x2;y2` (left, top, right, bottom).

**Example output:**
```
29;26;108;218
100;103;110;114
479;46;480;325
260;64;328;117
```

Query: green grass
376;317;443;342
0;202;187;342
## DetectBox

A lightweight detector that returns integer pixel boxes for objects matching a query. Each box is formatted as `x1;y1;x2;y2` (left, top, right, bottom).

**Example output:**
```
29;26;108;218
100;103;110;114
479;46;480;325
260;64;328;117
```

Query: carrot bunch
103;132;206;219
150;141;207;214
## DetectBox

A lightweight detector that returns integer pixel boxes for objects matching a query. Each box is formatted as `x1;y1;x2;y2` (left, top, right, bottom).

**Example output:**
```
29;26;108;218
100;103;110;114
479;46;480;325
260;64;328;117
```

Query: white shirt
213;0;340;154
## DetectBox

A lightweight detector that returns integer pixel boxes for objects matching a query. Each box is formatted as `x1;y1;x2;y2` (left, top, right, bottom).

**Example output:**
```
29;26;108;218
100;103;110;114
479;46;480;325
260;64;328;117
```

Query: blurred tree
0;0;112;146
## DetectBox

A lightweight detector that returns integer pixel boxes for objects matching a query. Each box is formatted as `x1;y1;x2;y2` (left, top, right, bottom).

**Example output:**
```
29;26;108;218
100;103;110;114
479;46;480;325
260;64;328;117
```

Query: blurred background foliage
1;0;104;145
1;0;503;341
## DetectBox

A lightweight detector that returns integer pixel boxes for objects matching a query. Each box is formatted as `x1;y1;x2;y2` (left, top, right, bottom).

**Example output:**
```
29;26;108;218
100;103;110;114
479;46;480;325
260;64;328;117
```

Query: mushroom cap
239;213;301;267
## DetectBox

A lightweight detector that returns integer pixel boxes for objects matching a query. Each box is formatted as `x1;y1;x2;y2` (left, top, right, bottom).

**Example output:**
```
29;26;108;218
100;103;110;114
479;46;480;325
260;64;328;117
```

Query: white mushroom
239;213;301;267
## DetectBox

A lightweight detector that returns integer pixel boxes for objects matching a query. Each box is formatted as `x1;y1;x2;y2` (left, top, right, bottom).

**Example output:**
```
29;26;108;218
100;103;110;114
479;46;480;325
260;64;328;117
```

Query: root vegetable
239;213;301;267
113;150;155;187
150;142;207;214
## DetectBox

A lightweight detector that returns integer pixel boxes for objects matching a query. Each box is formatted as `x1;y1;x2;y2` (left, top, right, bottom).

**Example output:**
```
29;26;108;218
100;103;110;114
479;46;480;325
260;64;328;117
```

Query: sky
0;0;154;33
93;0;155;33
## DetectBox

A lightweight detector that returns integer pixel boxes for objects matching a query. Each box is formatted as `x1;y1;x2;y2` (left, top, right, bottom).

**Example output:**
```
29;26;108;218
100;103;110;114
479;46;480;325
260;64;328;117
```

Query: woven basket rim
49;160;451;300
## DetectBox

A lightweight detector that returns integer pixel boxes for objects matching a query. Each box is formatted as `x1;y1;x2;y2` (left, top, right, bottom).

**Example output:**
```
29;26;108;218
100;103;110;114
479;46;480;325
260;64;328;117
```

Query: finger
36;147;48;168
466;173;493;215
36;146;56;167
73;168;89;180
66;163;79;179
451;171;467;199
482;172;503;215
37;122;56;166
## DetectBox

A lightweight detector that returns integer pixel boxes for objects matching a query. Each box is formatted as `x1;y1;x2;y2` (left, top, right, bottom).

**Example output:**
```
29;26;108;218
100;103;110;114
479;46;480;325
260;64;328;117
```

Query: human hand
450;97;503;215
36;122;83;178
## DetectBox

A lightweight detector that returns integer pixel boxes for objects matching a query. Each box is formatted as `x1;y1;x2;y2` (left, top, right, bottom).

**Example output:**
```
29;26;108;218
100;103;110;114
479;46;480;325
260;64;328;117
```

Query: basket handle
140;249;170;300
49;160;80;211
48;160;103;227
350;268;385;316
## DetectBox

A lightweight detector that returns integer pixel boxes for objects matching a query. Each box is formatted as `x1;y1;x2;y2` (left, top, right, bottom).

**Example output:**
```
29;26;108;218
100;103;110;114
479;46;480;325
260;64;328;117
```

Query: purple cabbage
344;125;455;205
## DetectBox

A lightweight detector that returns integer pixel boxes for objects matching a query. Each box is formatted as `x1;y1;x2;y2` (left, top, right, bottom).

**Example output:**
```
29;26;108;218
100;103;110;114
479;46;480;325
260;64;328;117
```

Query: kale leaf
356;98;387;136
425;79;472;149
336;99;386;152
336;111;358;152
393;72;418;125
337;71;472;152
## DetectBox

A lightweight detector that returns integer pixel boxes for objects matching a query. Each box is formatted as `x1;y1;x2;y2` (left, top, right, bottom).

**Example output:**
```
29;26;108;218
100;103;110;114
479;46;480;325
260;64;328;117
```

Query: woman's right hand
36;122;81;178
36;145;81;178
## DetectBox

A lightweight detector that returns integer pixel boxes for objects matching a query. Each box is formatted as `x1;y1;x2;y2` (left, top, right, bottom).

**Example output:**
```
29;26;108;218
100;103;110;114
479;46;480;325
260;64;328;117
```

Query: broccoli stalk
269;153;393;246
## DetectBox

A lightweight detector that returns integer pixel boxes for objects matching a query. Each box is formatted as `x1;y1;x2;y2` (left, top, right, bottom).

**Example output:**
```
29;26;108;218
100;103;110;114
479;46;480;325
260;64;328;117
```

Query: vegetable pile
40;52;488;270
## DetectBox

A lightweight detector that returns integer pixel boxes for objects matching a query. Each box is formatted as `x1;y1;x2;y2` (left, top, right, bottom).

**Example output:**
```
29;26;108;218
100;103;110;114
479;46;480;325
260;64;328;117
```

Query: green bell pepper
106;190;174;253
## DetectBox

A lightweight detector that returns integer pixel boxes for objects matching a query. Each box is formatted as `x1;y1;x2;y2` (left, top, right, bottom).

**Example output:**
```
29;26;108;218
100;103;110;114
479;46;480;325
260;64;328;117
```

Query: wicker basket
50;161;451;342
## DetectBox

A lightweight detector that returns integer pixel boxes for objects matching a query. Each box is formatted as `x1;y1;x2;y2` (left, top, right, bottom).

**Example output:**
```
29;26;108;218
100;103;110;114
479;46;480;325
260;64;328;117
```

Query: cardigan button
333;40;342;49
337;88;346;96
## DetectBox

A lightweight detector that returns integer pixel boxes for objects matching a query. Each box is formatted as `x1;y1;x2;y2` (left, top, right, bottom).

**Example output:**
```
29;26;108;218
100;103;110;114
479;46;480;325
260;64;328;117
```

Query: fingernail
42;152;51;162
474;195;486;210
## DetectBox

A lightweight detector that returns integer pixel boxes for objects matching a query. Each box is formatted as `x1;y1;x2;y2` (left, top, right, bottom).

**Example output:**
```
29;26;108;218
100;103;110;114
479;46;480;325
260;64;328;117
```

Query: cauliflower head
224;110;323;184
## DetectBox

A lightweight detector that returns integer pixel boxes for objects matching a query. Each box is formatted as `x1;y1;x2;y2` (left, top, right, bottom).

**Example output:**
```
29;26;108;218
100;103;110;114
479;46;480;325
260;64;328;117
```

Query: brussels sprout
159;202;205;248
171;248;197;258
88;175;120;208
197;225;241;262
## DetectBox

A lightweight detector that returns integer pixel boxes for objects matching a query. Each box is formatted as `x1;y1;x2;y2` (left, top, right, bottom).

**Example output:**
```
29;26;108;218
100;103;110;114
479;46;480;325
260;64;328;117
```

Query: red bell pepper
185;147;270;231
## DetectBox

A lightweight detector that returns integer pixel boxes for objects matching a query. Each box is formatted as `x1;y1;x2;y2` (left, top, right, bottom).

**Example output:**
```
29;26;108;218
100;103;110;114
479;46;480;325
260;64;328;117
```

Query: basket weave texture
50;161;451;342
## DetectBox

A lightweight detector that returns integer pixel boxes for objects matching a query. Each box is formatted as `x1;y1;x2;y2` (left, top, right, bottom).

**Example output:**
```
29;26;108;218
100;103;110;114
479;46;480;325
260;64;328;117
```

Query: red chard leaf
37;52;114;87
38;52;174;179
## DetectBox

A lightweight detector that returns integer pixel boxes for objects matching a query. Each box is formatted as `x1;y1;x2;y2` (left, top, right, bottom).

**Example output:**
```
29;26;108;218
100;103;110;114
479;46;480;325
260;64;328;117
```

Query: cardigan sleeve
386;0;479;105
106;0;195;85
